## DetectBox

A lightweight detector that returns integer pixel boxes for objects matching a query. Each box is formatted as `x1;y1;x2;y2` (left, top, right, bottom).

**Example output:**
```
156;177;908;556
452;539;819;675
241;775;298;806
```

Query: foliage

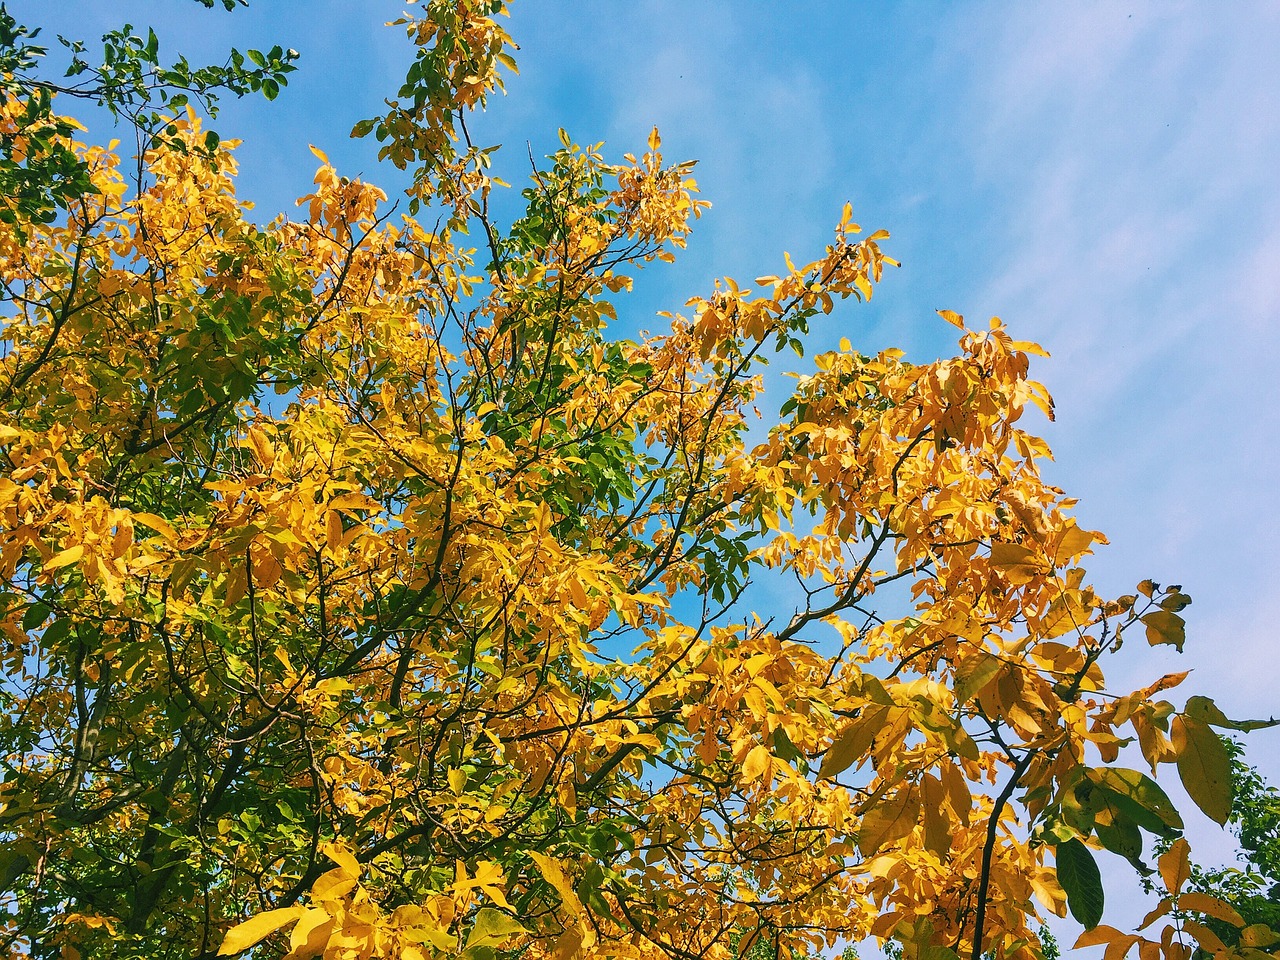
0;3;1276;960
1145;741;1280;957
0;1;295;232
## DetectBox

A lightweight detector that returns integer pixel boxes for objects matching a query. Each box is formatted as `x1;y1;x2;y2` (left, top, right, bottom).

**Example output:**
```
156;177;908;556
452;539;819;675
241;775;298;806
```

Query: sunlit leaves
217;907;306;955
0;5;1272;960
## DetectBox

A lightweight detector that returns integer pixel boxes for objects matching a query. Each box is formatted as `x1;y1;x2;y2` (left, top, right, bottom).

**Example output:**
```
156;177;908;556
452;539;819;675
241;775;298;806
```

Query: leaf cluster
0;7;1276;960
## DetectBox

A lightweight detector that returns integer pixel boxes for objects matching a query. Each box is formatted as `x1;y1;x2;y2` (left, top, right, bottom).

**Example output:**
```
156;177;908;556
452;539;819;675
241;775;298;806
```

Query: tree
1207;742;1280;933
0;3;1275;960
0;1;296;234
1143;741;1280;959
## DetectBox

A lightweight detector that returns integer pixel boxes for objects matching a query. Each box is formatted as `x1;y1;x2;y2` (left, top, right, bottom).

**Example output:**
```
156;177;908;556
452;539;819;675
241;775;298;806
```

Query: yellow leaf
1031;870;1067;918
742;744;771;783
1141;610;1185;652
310;867;357;902
940;761;972;827
326;510;344;554
920;774;951;857
1104;934;1139;960
131;512;178;542
321;841;362;878
403;921;457;950
1181;920;1226;954
553;924;586;960
1137;898;1171;931
448;767;467;795
1053;523;1095;565
1157;839;1190;896
45;545;85;570
1073;926;1128;949
284;908;333;960
1178;892;1245;928
857;786;920;856
1172;716;1232;825
247;425;275;467
466;907;527;949
1241;924;1280;948
954;653;1003;705
528;851;584;917
820;705;890;780
309;144;330;164
989;541;1044;585
218;907;305;956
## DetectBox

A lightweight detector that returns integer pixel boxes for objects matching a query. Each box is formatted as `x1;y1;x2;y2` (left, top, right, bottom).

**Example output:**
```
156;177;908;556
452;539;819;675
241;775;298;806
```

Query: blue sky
15;0;1280;937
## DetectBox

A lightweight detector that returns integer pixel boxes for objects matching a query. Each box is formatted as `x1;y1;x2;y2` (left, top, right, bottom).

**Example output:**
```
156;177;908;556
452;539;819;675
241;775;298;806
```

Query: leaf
1053;523;1095;565
528;852;584;917
466;907;527;949
1171;715;1232;825
1095;815;1145;872
1137;899;1171;931
820;705;889;780
1073;925;1128;949
218;907;305;955
552;924;587;960
1089;768;1184;833
320;841;361;878
131;512;178;542
309;867;356;902
1157;838;1190;896
920;775;951;857
1241;925;1280;948
1178;892;1245;927
954;653;1003;706
940;761;972;827
284;908;332;960
1141;610;1185;652
45;544;84;569
1184;695;1279;732
857;787;920;856
741;744;770;782
1056;839;1104;930
989;541;1044;585
1181;920;1226;954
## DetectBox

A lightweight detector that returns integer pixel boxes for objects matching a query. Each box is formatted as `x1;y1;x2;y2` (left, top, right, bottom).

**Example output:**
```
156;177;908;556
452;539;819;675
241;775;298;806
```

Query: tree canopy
0;4;1275;960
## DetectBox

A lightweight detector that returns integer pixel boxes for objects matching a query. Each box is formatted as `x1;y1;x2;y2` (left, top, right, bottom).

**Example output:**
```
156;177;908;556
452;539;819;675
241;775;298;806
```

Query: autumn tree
0;4;1275;960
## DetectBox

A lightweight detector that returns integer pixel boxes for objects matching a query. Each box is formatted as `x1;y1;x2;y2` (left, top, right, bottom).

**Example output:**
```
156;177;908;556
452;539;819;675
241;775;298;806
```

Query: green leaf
771;726;799;763
1089;768;1183;832
21;602;50;632
1172;715;1232;825
465;907;526;950
1056;838;1104;930
1095;814;1146;872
